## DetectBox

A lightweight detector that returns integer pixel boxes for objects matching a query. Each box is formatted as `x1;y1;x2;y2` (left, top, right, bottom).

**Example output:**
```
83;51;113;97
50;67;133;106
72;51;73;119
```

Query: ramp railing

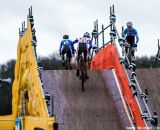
90;5;158;129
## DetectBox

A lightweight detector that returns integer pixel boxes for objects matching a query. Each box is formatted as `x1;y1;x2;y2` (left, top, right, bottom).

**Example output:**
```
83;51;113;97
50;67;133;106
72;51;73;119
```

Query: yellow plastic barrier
0;17;56;130
0;115;15;130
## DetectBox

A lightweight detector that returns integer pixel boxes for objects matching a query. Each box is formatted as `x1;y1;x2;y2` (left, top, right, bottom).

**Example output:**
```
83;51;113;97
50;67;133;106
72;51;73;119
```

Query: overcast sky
0;0;160;64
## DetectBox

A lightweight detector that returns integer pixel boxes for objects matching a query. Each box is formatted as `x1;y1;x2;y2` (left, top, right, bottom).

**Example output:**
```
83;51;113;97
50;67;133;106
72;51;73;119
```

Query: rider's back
78;37;91;50
61;39;73;50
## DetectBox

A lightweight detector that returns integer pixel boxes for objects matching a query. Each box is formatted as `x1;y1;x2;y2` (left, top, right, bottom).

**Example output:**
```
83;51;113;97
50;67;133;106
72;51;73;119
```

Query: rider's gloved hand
74;39;78;43
134;43;137;47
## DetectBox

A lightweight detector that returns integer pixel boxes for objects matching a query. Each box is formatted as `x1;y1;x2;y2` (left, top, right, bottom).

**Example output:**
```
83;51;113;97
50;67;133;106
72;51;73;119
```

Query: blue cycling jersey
59;39;74;52
124;28;137;35
123;28;139;43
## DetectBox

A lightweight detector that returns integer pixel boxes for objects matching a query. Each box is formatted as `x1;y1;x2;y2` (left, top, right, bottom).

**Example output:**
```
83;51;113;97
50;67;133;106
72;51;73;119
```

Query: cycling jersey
59;39;74;53
123;28;139;43
74;37;92;50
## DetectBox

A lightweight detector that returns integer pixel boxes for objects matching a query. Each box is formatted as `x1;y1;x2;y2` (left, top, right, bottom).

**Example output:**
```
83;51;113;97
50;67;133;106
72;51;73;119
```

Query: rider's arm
135;31;139;44
59;41;63;53
87;40;92;54
73;38;79;43
70;40;75;53
88;40;92;49
133;28;139;44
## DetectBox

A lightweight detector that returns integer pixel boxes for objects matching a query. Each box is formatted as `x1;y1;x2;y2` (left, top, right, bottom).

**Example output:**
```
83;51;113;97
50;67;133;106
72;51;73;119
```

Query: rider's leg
129;38;136;62
131;49;135;56
88;47;91;60
62;50;65;66
69;58;72;69
131;48;136;63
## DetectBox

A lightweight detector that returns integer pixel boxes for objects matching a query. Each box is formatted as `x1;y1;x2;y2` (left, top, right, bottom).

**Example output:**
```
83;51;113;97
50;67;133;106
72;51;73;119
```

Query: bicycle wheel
64;53;69;69
80;52;86;92
81;71;85;92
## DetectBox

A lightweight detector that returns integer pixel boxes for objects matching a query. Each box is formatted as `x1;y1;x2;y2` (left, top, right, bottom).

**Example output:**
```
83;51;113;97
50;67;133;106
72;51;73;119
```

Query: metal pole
19;28;20;35
94;21;97;46
31;6;32;16
29;8;31;16
102;25;105;47
96;19;99;48
22;22;24;33
110;6;113;43
112;5;115;14
94;21;96;30
23;21;25;32
110;6;112;15
98;24;111;35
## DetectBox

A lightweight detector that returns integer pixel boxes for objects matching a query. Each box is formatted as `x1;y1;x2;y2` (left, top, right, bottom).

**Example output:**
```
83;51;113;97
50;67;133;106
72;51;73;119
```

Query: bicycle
125;43;137;63
78;51;87;92
123;43;137;71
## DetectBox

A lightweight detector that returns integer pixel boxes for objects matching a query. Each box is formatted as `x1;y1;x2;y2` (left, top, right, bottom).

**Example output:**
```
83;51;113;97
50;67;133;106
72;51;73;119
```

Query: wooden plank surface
42;70;125;130
136;68;160;127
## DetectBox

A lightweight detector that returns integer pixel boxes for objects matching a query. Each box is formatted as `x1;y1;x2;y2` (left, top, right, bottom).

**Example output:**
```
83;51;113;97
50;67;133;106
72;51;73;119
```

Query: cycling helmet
83;32;90;38
126;22;133;28
63;35;69;39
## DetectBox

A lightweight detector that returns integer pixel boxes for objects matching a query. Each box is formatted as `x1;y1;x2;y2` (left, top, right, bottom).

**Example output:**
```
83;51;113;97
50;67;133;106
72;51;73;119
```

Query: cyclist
59;35;75;69
74;32;92;79
123;22;139;61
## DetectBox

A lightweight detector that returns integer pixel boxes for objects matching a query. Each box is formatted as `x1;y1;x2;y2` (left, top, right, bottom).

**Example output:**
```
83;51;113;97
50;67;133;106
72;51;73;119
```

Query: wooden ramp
136;68;160;127
42;70;125;130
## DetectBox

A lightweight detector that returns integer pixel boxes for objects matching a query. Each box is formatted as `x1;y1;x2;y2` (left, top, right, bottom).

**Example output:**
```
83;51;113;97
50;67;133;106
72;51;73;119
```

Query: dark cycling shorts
62;48;72;58
77;43;88;62
78;49;87;62
126;35;135;47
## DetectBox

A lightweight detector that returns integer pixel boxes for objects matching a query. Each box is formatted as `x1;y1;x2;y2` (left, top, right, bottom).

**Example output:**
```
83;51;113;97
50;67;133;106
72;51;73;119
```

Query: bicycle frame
126;44;136;63
79;52;86;91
